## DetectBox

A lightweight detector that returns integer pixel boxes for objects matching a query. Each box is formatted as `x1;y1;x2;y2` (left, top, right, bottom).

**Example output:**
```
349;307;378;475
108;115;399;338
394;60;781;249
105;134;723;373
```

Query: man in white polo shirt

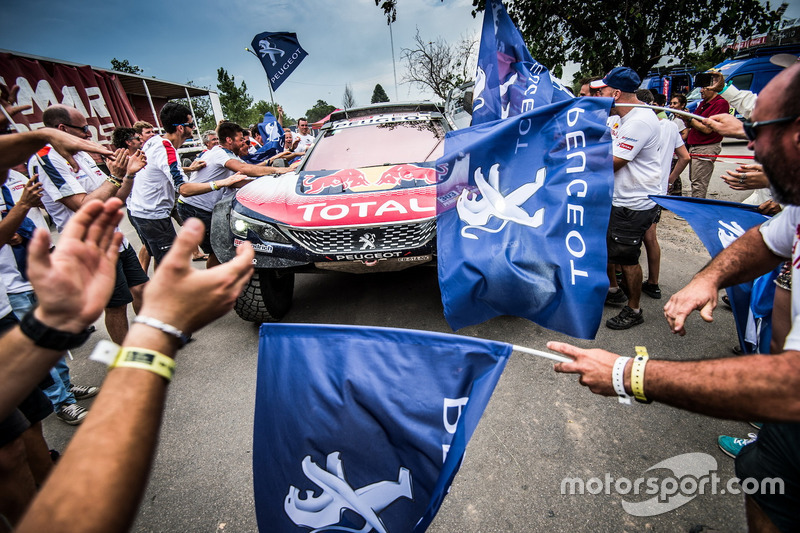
590;67;663;330
127;103;247;267
176;120;288;267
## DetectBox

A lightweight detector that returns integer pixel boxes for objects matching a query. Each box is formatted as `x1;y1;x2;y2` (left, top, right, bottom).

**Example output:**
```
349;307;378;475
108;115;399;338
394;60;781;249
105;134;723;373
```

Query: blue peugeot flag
471;0;573;126
651;195;780;353
243;112;285;164
436;97;614;339
253;323;511;532
251;31;308;90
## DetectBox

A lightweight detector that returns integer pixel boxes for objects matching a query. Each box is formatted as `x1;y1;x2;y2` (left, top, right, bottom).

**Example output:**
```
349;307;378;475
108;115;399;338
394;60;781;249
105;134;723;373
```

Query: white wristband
133;315;191;347
612;356;632;405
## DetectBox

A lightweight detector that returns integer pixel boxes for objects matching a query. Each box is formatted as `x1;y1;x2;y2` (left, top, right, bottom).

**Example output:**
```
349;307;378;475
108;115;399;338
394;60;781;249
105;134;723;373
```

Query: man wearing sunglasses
127;103;247;267
549;63;800;532
28;104;148;421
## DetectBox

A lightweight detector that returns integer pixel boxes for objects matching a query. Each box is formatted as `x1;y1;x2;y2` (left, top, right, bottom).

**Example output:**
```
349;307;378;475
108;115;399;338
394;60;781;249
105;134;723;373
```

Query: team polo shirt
611;107;662;211
657;119;685;194
28;147;108;232
295;132;314;153
760;206;800;350
0;245;31;295
128;135;188;219
1;170;49;231
179;146;239;212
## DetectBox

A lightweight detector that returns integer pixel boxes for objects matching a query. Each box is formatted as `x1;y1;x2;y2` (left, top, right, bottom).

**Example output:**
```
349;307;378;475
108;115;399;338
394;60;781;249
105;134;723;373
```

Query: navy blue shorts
128;211;177;265
0;313;54;446
107;244;149;308
606;206;659;265
736;422;800;532
176;201;213;254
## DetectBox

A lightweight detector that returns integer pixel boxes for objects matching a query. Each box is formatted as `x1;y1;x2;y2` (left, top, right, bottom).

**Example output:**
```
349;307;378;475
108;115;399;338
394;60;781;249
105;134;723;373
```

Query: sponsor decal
302;165;436;195
619;142;634;151
334;251;402;261
234;238;273;254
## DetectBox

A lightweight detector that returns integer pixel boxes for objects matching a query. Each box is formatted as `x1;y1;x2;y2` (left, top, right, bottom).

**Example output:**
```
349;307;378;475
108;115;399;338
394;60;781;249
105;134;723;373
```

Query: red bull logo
303;169;370;194
376;165;437;186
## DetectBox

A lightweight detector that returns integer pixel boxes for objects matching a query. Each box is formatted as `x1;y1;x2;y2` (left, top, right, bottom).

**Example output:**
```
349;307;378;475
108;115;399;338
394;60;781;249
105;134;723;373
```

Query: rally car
211;102;449;322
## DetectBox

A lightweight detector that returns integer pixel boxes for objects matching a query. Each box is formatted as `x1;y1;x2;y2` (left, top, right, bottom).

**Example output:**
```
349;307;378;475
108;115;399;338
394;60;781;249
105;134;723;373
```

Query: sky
0;0;484;120
2;0;798;121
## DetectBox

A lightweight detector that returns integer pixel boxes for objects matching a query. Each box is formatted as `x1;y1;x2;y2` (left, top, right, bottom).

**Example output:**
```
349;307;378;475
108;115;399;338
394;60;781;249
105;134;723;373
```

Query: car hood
235;164;438;228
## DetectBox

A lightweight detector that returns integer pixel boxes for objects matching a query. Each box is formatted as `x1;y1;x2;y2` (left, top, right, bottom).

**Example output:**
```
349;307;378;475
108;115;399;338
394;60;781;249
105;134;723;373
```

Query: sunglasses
173;122;195;129
742;115;799;141
63;123;90;134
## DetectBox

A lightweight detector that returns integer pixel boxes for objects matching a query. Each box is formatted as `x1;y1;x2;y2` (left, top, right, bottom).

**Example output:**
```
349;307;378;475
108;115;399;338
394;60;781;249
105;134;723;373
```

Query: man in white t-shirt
294;117;315;154
127;102;247;267
590;67;663;329
176;121;288;267
30;105;148;348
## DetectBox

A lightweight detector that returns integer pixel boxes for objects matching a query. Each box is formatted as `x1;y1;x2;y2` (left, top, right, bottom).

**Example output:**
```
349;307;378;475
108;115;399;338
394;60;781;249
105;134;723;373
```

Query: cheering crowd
0;55;799;532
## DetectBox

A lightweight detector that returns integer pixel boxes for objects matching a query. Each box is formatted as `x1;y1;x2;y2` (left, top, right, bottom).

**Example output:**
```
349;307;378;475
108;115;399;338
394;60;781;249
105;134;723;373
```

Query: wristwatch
20;310;92;351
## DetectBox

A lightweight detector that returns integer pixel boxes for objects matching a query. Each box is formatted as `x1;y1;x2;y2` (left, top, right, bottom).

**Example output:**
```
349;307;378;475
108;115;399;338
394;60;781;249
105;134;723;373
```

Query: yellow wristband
106;176;122;188
630;346;651;404
109;347;175;382
210;181;219;191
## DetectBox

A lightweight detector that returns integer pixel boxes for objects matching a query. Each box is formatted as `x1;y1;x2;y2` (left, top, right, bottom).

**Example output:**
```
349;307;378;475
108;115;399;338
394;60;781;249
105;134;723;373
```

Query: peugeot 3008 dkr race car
211;102;449;322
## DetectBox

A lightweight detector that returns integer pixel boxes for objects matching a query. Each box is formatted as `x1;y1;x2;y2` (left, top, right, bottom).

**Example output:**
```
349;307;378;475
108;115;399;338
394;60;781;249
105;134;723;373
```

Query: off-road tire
234;269;295;323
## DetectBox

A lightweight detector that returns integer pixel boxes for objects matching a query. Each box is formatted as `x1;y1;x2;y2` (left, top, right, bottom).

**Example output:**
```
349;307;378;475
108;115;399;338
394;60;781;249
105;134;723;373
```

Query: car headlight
230;211;291;244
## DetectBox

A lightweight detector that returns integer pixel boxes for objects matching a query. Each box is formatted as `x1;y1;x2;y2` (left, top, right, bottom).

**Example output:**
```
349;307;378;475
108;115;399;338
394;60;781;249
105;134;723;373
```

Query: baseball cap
770;53;800;68
589;67;641;93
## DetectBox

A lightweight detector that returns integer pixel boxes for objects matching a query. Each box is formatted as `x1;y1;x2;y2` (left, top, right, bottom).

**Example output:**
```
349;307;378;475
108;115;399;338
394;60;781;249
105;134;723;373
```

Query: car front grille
285;219;436;255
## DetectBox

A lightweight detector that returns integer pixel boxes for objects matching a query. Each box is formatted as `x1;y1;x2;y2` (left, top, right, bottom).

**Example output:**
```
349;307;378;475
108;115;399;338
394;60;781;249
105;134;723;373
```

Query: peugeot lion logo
284;452;413;532
456;162;546;240
359;233;377;250
258;39;285;66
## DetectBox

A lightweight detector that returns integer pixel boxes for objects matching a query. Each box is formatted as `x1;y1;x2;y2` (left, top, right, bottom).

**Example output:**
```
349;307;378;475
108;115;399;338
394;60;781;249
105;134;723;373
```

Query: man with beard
548;63;800;531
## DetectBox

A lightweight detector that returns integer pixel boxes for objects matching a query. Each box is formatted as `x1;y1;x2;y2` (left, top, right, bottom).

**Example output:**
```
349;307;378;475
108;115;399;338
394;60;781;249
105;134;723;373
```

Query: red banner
0;52;137;147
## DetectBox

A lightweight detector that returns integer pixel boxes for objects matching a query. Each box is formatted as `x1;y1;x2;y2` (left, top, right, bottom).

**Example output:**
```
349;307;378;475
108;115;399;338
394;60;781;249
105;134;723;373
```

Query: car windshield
303;119;446;171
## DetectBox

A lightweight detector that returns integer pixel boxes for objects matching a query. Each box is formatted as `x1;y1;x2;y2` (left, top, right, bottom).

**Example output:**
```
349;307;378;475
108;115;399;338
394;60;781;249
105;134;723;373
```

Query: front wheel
234;269;295;323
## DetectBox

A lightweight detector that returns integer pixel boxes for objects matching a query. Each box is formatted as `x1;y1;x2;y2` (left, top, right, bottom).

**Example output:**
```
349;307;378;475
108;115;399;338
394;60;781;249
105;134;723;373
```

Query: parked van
686;44;800;110
639;67;695;98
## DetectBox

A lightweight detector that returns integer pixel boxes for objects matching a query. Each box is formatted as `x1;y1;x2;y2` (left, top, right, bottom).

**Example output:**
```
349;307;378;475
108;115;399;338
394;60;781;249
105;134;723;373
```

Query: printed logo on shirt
619;143;634;151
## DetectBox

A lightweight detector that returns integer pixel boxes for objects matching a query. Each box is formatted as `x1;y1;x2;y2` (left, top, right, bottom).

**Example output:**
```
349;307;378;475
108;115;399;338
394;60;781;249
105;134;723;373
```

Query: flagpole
246;47;277;115
613;103;705;122
512;345;572;363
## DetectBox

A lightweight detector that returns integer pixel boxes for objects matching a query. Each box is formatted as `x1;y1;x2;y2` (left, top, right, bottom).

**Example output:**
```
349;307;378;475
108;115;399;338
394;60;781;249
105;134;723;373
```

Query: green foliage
110;58;143;75
250;100;294;127
681;46;735;73
216;68;253;125
371;84;390;103
473;0;787;80
305;100;337;124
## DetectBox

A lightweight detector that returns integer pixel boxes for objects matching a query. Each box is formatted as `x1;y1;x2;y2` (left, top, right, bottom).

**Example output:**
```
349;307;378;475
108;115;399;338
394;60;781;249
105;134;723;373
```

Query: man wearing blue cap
590;67;663;329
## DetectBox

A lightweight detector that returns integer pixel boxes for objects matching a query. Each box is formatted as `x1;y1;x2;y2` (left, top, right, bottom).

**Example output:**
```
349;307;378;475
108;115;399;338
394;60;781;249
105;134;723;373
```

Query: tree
371;84;390;103
110;58;143;75
342;84;357;109
401;30;477;102
216;68;253;125
477;0;787;79
305;100;337;124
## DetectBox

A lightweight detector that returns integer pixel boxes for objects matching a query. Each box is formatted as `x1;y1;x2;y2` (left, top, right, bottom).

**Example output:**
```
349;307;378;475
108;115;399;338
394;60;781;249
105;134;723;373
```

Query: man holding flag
551;62;800;533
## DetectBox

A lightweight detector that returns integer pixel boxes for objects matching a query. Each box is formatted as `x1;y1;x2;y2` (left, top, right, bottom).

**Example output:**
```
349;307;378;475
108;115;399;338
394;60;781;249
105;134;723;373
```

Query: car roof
328;102;444;123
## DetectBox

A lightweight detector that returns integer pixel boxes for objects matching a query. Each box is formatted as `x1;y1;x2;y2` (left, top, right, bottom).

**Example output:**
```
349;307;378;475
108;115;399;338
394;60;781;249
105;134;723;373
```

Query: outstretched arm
16;218;254;533
549;341;800;422
0;198;123;419
663;225;782;335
